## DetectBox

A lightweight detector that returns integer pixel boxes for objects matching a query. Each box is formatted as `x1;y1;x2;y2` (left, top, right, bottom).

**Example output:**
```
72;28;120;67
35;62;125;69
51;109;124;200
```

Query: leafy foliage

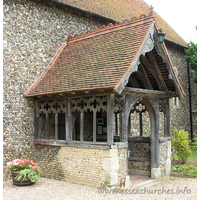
143;128;151;137
171;164;197;175
171;128;191;164
16;167;42;182
190;133;197;151
184;41;197;83
6;159;41;182
9;163;30;172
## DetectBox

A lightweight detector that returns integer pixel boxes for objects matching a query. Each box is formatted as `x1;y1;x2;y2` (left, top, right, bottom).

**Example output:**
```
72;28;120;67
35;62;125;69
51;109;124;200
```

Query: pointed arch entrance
120;46;176;178
121;93;161;177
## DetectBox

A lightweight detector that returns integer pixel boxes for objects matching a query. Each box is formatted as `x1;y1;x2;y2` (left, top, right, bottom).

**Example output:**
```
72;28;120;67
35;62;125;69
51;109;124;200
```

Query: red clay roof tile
58;0;187;47
24;14;185;98
25;15;156;97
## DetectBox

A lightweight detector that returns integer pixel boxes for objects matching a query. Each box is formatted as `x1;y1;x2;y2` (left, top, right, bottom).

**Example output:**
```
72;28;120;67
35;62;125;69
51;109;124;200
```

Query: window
36;99;66;140
34;94;126;147
173;97;180;109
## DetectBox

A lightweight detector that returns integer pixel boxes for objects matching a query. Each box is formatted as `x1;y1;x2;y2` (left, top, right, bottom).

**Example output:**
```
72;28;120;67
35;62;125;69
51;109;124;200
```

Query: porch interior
129;174;150;186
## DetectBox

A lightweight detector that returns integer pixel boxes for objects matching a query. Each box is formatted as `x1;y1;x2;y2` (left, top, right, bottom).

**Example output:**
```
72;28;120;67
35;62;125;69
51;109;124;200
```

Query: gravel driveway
3;176;197;200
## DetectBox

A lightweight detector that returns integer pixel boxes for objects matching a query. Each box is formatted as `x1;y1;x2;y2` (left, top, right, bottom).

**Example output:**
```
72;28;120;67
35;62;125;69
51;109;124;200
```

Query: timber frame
33;87;171;169
32;40;179;171
25;14;186;179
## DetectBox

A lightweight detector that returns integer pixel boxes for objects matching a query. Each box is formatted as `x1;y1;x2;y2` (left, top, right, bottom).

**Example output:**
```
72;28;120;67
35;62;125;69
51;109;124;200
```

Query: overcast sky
144;0;198;44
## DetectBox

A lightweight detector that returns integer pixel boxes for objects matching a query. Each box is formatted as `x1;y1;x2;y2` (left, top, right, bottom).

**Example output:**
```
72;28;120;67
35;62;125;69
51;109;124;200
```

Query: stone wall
166;43;192;134
190;69;197;135
117;148;127;186
159;141;171;177
128;112;165;137
58;147;105;187
128;137;151;172
3;0;107;180
3;0;195;184
58;146;127;188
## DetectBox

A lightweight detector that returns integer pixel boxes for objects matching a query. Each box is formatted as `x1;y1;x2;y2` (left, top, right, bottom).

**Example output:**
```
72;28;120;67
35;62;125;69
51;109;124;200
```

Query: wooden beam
34;100;39;139
138;63;153;90
164;99;170;137
141;55;165;91
38;115;45;139
115;113;118;136
107;94;114;145
139;112;143;136
34;139;128;149
159;137;171;143
55;113;58;140
93;111;97;142
128;114;131;136
128;136;151;143
123;87;174;97
147;51;168;91
45;113;49;139
80;112;84;142
121;95;130;142
128;75;140;88
129;157;150;162
135;70;152;89
65;97;71;141
119;112;122;139
150;99;160;169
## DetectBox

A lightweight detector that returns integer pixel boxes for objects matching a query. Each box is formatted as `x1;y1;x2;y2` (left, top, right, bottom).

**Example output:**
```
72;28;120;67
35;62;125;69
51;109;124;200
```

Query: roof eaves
67;15;155;44
25;86;116;98
164;39;187;49
115;21;155;94
47;0;116;23
161;42;186;98
50;0;187;48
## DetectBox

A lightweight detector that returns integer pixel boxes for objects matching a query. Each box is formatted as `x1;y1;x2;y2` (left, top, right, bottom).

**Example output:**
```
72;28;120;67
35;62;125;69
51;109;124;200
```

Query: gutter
187;61;194;141
46;0;116;24
164;39;187;49
47;1;188;50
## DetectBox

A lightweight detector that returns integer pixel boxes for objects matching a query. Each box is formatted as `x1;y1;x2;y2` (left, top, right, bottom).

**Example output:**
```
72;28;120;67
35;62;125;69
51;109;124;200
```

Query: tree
185;41;197;83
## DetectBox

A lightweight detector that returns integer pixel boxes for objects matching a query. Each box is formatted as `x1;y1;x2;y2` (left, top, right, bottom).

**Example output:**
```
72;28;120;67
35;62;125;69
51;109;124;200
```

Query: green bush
171;128;191;164
190;133;197;151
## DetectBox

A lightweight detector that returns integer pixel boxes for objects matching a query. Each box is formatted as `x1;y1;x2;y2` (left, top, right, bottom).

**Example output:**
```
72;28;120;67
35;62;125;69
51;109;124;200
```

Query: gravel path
3;176;197;200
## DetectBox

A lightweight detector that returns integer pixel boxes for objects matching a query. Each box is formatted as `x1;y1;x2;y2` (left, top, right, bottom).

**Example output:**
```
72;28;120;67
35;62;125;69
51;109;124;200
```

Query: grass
188;148;197;161
171;147;197;176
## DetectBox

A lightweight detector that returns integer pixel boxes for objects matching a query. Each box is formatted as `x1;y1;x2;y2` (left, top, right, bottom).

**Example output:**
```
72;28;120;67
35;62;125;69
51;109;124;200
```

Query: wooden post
128;114;131;136
45;112;49;139
115;112;118;136
139;112;143;136
34;100;39;139
107;94;114;145
93;111;97;142
65;97;71;141
80;111;84;142
155;109;160;168
150;98;160;169
121;94;133;142
119;112;122;139
164;99;170;137
55;113;58;140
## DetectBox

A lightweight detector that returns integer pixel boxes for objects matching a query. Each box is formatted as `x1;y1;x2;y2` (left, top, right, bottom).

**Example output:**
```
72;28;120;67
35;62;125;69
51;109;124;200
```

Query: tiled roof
25;15;156;97
58;0;187;47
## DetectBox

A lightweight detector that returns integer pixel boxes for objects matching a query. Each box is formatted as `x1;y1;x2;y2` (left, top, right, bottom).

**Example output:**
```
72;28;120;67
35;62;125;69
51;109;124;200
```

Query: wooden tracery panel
36;99;66;140
70;95;107;113
38;99;66;114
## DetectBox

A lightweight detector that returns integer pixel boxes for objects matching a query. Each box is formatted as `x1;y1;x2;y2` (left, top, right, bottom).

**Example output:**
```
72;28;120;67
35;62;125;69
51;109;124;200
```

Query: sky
144;0;198;44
